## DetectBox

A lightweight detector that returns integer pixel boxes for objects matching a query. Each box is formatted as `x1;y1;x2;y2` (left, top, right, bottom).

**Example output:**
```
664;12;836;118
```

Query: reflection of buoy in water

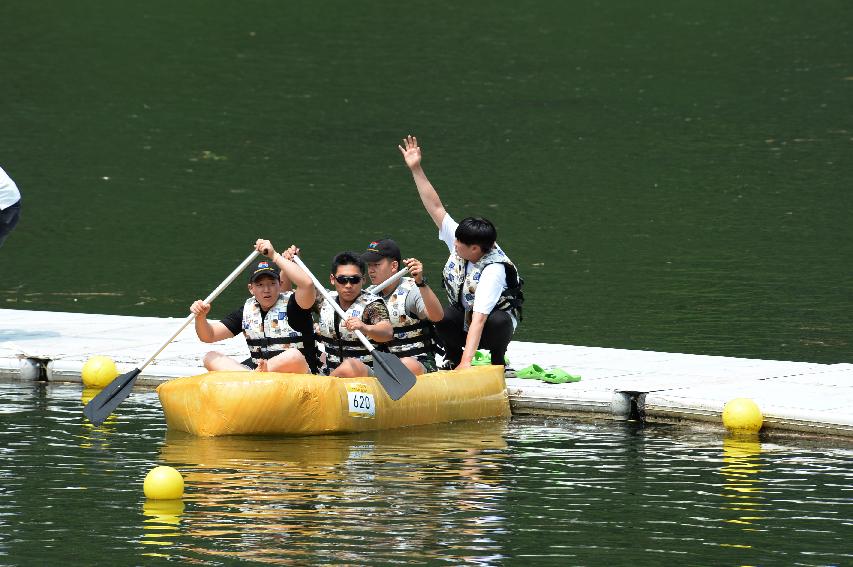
81;356;119;388
720;436;765;528
143;498;185;524
142;499;184;549
144;466;185;499
82;387;101;406
722;398;763;434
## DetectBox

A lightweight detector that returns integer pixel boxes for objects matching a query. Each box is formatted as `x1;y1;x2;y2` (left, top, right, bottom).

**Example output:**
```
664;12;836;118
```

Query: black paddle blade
82;368;142;426
371;351;417;401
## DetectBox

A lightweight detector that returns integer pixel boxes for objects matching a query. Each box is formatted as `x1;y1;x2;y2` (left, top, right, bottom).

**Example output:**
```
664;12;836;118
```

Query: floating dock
1;308;851;437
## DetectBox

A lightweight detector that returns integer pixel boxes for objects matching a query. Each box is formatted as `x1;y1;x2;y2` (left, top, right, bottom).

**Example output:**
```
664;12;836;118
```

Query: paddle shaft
292;256;377;353
136;250;261;371
365;267;409;295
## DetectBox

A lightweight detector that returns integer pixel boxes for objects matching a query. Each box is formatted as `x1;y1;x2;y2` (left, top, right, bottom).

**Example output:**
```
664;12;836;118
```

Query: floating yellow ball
722;398;763;434
143;466;184;500
81;355;119;388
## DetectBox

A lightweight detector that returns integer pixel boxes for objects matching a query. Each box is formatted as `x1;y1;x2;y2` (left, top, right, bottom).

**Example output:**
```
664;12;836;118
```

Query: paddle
365;267;410;295
292;256;417;401
83;250;261;426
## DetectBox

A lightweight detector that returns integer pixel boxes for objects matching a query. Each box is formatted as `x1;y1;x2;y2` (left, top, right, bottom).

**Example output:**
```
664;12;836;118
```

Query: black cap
248;260;280;283
361;239;401;263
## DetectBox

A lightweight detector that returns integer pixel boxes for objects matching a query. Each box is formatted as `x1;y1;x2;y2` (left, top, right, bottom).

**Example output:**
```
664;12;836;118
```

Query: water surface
1;1;851;363
1;381;850;565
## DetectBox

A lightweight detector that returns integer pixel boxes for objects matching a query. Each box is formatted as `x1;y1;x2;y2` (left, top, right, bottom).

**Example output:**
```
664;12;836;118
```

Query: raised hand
255;238;276;258
281;244;300;261
398;135;422;170
403;257;425;285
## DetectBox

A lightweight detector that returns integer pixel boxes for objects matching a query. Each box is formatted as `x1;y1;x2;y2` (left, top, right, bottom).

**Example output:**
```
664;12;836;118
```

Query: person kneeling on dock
362;238;443;375
400;135;524;370
189;239;319;373
315;251;394;377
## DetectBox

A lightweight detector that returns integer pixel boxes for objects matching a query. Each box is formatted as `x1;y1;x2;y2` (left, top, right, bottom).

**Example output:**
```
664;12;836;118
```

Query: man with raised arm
399;135;524;370
189;239;319;373
361;238;444;375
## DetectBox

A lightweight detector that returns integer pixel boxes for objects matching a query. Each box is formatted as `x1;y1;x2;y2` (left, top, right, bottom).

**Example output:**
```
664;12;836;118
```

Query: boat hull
156;366;510;436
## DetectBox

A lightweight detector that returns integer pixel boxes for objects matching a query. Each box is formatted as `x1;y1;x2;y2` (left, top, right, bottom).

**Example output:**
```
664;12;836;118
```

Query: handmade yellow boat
157;365;510;437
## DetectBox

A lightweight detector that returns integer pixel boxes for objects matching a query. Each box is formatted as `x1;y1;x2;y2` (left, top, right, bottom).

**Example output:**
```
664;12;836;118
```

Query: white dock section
1;309;851;436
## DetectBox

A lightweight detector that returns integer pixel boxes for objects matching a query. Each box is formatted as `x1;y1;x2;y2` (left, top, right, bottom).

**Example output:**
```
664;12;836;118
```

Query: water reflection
157;420;510;564
141;498;185;547
718;435;767;552
78;387;117;448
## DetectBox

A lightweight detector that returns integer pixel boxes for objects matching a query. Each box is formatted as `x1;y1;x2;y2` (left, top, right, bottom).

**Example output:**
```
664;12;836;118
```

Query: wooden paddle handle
365;267;410;295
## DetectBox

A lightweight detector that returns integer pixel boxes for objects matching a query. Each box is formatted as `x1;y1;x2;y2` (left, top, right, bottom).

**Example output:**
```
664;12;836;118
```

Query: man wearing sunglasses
314;251;394;377
361;238;444;375
399;135;524;371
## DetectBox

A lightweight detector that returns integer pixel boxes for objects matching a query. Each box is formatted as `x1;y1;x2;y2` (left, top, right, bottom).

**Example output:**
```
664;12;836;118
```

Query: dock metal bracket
611;390;646;422
20;357;49;381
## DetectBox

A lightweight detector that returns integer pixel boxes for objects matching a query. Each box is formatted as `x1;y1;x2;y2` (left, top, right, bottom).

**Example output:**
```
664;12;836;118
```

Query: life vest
242;293;305;366
315;291;385;372
442;245;524;323
383;277;437;359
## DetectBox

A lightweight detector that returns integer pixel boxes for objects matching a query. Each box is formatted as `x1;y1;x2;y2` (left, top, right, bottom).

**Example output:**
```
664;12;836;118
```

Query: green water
1;0;851;364
0;0;853;362
1;382;851;566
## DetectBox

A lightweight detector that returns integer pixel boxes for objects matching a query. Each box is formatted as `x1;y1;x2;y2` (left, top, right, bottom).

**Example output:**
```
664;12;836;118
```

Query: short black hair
455;217;497;252
331;251;365;274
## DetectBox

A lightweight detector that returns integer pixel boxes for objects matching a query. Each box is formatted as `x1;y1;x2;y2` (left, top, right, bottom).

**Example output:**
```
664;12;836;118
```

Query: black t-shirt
221;294;318;371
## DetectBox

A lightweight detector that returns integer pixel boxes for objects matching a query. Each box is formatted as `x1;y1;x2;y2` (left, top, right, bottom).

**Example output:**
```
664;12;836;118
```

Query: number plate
346;383;376;418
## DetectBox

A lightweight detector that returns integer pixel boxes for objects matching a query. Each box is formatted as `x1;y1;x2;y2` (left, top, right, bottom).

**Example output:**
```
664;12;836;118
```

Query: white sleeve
471;263;507;315
438;213;458;254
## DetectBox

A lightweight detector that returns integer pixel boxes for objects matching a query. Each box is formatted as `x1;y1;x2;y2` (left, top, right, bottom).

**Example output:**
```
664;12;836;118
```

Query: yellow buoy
722;398;763;434
143;466;184;500
81;355;119;388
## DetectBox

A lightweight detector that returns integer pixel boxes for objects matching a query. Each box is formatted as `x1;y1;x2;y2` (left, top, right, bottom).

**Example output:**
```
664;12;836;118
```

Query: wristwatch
416;276;429;287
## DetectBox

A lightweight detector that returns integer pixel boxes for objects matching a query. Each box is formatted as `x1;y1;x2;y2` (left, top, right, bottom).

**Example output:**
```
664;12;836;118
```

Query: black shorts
0;200;21;247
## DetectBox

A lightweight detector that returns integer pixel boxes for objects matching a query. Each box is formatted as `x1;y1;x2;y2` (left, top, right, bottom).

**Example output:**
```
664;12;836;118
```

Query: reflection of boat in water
158;419;510;563
157;365;510;436
161;418;509;472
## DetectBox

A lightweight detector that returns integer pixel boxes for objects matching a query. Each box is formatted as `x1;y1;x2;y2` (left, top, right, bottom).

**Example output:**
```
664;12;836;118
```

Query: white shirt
0;165;21;210
439;214;510;318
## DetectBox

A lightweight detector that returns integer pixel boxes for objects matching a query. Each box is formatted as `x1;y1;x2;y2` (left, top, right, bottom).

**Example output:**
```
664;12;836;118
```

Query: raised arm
254;238;292;289
399;135;447;229
278;245;316;309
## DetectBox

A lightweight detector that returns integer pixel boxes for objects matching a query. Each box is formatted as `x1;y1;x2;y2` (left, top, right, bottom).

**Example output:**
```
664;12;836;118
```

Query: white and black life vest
315;291;385;372
242;293;305;366
442;245;524;322
383;277;437;359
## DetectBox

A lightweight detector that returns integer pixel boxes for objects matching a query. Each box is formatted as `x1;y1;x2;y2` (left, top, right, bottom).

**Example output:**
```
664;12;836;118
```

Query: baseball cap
361;239;401;263
248;260;280;283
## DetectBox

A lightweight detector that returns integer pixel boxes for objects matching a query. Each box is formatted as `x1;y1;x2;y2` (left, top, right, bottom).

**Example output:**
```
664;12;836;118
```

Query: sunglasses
335;275;363;285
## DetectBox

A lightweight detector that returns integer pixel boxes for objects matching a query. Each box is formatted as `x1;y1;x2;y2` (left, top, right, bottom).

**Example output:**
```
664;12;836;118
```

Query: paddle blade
371;351;417;401
82;368;142;426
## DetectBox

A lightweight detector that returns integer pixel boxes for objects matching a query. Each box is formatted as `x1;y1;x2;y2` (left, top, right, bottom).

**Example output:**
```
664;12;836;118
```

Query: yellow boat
157;365;510;437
